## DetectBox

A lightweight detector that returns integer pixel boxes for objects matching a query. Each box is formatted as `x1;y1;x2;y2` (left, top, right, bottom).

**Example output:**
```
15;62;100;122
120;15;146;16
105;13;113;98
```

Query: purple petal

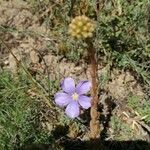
61;77;75;94
76;80;92;95
65;101;80;119
54;92;71;107
78;95;91;109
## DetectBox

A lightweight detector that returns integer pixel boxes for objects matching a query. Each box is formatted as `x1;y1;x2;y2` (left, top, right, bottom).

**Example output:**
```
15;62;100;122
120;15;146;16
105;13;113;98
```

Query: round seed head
68;15;96;39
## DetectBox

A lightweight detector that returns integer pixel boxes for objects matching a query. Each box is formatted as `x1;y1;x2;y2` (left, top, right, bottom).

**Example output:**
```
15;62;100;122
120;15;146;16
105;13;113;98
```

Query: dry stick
0;39;52;108
37;51;51;99
86;39;100;140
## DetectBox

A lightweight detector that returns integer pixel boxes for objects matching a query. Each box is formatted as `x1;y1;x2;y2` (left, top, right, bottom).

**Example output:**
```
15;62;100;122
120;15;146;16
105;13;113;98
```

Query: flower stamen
72;93;79;101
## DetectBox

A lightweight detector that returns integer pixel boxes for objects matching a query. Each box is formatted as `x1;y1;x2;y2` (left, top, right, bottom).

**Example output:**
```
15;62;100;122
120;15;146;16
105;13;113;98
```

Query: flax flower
54;77;91;119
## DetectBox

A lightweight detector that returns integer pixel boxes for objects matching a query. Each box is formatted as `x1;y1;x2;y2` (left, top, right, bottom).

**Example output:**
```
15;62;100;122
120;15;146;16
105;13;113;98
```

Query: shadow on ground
21;139;150;150
20;96;149;150
21;121;150;150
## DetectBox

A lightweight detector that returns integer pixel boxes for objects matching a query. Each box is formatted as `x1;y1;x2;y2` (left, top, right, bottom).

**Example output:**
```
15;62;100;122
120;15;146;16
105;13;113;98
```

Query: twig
138;121;150;134
37;51;51;98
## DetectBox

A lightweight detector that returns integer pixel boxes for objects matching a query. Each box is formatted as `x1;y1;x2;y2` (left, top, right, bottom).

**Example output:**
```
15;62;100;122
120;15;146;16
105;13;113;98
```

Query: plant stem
86;38;100;140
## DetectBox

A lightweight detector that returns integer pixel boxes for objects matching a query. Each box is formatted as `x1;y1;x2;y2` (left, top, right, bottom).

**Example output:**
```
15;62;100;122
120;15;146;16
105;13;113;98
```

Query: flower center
72;93;79;101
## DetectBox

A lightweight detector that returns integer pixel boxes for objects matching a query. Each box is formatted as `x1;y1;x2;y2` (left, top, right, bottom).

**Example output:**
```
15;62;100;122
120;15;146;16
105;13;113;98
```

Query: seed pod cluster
68;15;96;39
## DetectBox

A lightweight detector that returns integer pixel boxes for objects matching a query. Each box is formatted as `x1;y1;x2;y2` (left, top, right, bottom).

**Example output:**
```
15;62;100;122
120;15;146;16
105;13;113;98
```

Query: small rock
30;50;39;63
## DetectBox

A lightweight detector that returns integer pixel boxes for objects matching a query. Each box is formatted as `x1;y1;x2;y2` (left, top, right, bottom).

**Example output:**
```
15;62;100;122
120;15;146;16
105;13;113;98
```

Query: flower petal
65;101;80;119
54;92;71;107
61;77;75;94
78;95;91;109
76;80;92;95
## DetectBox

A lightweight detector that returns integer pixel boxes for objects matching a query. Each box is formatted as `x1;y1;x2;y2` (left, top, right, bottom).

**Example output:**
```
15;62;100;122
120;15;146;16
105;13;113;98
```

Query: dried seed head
68;15;96;39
